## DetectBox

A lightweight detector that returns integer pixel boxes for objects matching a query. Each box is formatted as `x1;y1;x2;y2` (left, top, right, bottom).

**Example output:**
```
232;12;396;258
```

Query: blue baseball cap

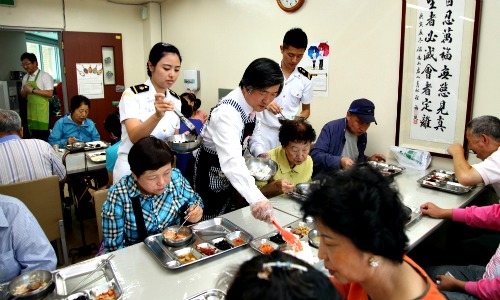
348;98;377;125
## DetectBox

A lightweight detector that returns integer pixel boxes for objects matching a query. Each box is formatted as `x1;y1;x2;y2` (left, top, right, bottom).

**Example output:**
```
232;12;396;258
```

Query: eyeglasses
21;62;33;67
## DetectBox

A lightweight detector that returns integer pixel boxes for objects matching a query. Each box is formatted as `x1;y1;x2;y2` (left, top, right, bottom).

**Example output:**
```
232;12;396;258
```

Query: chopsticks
67;254;114;295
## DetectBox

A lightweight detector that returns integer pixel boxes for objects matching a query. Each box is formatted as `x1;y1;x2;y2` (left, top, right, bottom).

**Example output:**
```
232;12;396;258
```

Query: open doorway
0;28;65;138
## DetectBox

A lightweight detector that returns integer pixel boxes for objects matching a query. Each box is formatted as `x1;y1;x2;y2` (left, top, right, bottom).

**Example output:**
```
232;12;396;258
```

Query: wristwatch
31;87;36;93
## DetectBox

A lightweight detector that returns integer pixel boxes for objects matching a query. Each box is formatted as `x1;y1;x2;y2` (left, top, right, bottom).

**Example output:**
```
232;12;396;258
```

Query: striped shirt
0;194;57;283
0;135;66;184
102;169;203;252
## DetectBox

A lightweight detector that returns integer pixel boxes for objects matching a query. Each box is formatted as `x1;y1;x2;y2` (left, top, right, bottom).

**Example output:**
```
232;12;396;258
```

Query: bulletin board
395;0;481;157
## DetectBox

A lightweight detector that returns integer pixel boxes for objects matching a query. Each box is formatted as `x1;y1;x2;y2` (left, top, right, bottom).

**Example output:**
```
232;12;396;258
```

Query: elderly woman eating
256;119;316;197
102;136;203;252
301;164;446;300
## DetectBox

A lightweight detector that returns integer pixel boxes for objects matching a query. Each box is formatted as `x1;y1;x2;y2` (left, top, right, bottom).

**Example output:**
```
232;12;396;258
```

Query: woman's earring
369;257;379;268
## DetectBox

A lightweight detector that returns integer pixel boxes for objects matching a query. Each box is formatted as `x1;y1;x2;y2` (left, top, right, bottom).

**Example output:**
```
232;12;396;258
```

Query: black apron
194;99;255;220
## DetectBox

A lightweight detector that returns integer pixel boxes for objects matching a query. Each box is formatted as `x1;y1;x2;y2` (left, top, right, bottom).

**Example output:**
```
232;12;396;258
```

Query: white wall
162;0;500;161
0;0;149;87
0;31;26;81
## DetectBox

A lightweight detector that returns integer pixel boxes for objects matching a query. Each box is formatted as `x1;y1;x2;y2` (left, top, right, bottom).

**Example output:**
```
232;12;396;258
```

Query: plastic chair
0;175;69;266
93;189;108;242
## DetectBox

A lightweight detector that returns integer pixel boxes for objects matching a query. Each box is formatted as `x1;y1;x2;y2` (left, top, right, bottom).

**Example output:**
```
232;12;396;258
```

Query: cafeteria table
270;157;486;250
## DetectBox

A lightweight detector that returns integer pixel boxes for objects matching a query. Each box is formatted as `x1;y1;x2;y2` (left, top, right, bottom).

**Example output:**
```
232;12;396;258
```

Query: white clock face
280;0;300;8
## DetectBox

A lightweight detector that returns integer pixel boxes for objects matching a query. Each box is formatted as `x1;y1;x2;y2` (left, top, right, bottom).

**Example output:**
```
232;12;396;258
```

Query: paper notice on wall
76;63;104;99
298;40;330;97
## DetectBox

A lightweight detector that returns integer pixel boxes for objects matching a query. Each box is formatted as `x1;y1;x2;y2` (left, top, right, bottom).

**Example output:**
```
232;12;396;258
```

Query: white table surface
56;149;107;175
270;158;485;250
36;157;484;300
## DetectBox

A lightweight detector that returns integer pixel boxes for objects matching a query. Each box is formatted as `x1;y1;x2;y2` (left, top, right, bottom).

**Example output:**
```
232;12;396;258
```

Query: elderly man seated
310;98;385;175
102;136;203;252
0;194;57;283
256;119;316;197
0;109;65;184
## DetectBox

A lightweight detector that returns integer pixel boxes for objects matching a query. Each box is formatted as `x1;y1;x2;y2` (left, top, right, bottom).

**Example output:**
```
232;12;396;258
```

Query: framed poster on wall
396;0;481;157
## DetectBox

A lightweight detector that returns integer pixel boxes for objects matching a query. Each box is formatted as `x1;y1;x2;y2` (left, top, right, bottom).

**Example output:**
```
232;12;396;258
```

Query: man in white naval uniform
250;28;313;156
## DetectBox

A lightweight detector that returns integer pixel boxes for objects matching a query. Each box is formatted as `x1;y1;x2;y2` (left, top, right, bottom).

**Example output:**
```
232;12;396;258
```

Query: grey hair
467;115;500;142
0;109;22;134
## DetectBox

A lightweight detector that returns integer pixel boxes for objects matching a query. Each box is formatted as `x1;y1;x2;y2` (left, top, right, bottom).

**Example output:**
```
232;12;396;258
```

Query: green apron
27;71;50;130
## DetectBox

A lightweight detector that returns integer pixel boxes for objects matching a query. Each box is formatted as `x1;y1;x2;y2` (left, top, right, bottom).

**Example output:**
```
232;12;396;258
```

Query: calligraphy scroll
396;0;480;156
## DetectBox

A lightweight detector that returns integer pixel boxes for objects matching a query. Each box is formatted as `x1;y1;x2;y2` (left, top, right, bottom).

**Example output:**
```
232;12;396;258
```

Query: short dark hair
180;97;193;118
193;98;202;111
147;42;182;77
283;28;308;50
70;95;90;113
224;251;341;300
279;119;316;147
20;52;37;63
301;164;409;263
128;136;173;177
0;109;22;134
239;58;284;95
104;110;121;141
467;115;500;142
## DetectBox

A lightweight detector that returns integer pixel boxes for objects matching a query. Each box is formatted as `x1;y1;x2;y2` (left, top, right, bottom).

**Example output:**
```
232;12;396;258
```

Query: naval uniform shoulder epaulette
130;84;149;94
168;89;181;100
298;67;312;80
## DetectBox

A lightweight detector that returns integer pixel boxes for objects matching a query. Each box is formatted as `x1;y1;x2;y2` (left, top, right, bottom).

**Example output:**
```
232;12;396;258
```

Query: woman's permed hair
301;164;409;262
224;251;341;300
147;42;182;77
128;136;173;177
70;95;90;113
239;58;284;95
278;119;316;147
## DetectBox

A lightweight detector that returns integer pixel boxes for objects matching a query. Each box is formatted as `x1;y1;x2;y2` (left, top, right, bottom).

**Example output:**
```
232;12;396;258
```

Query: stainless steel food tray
367;161;405;176
86;151;106;163
144;217;253;270
417;169;474;194
249;218;317;257
186;289;226;300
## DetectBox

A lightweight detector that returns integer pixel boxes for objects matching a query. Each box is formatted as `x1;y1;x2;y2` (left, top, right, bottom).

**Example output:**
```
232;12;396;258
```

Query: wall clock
276;0;304;12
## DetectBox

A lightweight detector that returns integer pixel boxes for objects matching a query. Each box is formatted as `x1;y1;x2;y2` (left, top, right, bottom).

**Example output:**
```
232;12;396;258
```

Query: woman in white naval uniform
113;43;182;183
194;58;283;223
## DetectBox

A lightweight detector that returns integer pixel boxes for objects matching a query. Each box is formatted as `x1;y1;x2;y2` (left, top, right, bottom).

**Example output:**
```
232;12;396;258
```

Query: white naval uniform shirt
201;88;266;205
250;65;313;155
113;79;180;183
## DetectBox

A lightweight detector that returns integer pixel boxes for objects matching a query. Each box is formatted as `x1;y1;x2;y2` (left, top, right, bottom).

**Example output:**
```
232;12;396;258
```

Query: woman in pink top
421;202;500;299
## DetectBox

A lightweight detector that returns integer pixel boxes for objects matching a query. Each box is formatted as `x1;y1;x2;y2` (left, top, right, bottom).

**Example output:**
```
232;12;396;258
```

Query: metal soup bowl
162;225;194;247
166;134;201;154
245;157;278;181
8;270;55;300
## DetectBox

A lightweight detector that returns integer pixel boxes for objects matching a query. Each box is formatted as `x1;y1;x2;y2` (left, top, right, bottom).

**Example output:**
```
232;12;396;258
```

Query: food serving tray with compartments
143;217;253;270
417;169;474;194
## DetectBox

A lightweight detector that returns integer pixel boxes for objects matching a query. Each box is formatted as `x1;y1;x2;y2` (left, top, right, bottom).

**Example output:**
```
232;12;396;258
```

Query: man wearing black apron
194;58;284;223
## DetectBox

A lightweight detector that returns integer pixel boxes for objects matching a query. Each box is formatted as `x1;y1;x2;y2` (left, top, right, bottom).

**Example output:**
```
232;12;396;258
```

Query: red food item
259;243;274;254
232;238;245;246
197;246;216;256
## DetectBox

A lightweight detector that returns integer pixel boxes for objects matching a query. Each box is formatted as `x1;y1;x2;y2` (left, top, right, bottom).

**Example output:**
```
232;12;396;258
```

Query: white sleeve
39;72;54;91
210;106;266;204
301;79;313;105
249;114;266;156
119;90;141;122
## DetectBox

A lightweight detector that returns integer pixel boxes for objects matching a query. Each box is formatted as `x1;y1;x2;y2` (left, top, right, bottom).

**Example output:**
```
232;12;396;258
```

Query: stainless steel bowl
162;225;194;247
294;181;321;196
308;229;320;249
8;270;55;300
245;157;278;181
166;134;201;154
